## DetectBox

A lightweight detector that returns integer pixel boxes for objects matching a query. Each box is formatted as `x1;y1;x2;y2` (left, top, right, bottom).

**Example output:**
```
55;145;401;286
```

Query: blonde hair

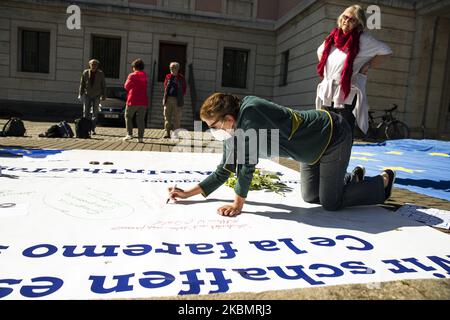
89;59;99;65
337;5;366;32
200;93;241;121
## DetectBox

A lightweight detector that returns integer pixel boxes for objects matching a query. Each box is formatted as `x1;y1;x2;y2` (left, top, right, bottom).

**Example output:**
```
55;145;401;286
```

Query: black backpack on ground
57;121;74;138
1;117;26;137
74;117;92;139
38;121;74;138
39;124;62;138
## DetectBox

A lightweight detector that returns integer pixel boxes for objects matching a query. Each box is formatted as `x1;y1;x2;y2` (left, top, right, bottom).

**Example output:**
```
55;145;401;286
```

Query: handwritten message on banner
0;150;449;299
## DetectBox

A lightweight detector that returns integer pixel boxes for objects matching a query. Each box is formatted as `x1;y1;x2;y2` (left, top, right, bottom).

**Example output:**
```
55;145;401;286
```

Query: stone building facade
0;0;449;137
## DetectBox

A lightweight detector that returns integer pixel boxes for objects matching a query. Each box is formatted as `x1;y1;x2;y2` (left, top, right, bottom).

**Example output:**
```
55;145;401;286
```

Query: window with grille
91;36;121;78
222;48;248;88
279;50;289;87
21;30;50;73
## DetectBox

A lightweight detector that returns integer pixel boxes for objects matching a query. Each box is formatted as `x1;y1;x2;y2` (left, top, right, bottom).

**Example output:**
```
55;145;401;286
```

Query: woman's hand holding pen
166;184;203;203
167;185;187;203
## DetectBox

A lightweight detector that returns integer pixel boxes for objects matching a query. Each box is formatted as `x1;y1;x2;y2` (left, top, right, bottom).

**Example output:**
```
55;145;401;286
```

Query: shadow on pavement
173;198;428;234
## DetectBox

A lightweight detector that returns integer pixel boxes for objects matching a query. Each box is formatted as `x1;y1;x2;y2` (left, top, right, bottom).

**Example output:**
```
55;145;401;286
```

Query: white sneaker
123;135;132;141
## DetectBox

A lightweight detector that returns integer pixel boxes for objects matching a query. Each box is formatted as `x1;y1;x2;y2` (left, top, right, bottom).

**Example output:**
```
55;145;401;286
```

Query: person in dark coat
167;93;396;217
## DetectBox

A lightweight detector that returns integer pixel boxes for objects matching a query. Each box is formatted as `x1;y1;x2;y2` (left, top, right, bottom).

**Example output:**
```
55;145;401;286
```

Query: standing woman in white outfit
316;4;393;138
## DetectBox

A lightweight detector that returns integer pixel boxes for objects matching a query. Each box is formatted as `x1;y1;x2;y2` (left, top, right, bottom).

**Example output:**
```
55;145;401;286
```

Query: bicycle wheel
385;120;409;139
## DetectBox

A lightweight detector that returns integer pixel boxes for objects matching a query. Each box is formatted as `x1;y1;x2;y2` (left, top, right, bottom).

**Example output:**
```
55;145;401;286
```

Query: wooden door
158;43;187;82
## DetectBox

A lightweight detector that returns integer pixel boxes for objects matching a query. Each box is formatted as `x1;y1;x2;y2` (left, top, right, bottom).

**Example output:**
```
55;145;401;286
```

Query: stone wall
272;0;416;118
1;0;449;136
272;1;326;109
0;0;274;110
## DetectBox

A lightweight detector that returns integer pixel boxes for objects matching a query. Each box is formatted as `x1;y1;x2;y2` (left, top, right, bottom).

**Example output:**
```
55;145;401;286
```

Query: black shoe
383;169;396;200
351;165;365;183
92;130;96;135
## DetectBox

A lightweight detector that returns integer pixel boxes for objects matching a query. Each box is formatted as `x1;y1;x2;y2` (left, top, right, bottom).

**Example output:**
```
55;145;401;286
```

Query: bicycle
364;104;410;140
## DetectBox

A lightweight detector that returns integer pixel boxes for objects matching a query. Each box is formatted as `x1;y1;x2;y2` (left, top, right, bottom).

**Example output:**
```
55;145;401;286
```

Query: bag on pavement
39;124;61;138
74;117;92;139
1;117;26;137
57;120;74;138
38;121;74;138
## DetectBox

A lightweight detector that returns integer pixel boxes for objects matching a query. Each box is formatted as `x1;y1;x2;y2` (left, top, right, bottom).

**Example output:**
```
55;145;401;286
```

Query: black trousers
324;95;357;140
323;96;357;185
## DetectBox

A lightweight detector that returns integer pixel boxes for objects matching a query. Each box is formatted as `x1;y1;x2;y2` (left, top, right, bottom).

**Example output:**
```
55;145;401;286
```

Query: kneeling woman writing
167;93;395;217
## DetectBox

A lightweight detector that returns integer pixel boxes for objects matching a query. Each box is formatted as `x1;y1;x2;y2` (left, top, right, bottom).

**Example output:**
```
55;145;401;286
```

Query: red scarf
317;28;361;99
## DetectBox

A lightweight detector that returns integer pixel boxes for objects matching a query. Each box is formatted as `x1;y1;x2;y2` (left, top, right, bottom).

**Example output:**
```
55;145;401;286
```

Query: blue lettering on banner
309;235;374;251
23;244;58;258
382;259;418;273
427;255;450;275
205;268;232;294
154;242;182;255
308;237;336;247
83;169;101;174
277;238;308;254
124;169;145;174
309;264;344;278
20;277;64;298
104;169;123;174
7;167;30;172
18;238;376;259
249;240;280;252
335;235;374;251
179;269;204;295
267;266;325;285
4;256;448;298
6;238;448;298
383;255;450;278
401;257;436;272
186;243;214;255
184;242;238;259
0;279;22;298
194;171;213;176
62;245;120;257
89;273;134;294
123;244;152;256
139;271;175;289
0;277;63;298
160;170;177;174
341;261;375;274
217;241;238;259
1;166;221;177
232;268;270;281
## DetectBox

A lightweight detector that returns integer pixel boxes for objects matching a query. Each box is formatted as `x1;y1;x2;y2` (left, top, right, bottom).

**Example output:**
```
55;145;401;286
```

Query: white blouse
315;32;393;133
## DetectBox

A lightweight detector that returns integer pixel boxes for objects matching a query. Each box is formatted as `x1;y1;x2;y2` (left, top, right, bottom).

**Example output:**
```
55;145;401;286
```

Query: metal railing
147;60;157;127
188;63;198;121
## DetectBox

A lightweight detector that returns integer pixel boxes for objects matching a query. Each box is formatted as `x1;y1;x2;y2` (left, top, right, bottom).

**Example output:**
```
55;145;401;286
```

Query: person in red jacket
123;59;148;143
163;62;186;138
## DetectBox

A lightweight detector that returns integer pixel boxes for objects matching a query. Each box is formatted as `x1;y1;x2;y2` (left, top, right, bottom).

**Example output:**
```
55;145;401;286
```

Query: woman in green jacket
167;93;396;217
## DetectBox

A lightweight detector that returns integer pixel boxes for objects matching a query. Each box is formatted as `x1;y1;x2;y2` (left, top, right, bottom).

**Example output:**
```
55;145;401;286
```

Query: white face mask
209;119;234;141
210;128;233;141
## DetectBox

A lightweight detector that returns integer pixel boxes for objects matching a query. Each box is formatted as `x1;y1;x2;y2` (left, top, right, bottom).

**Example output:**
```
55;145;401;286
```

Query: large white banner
0;149;449;299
